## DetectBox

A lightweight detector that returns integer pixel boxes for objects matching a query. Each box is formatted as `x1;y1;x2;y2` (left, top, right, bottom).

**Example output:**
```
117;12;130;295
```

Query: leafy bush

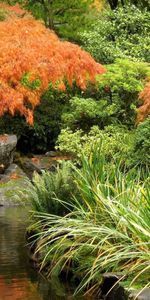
80;6;150;63
61;97;111;130
106;0;150;10
98;59;150;126
132;117;150;167
57;125;134;164
57;119;150;169
32;147;150;295
61;60;149;131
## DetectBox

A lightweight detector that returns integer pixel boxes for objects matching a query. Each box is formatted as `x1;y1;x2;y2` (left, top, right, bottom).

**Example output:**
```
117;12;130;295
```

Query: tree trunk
47;0;54;29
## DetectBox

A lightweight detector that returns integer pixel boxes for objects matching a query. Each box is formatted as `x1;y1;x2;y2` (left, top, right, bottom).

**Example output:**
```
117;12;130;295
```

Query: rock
0;164;28;206
45;151;57;157
16;155;62;178
0;163;26;183
0;134;17;173
129;288;150;300
101;273;128;300
23;159;42;178
15;153;72;179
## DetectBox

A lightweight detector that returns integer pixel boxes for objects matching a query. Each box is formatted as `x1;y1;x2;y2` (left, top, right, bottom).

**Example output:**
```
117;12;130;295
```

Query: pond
0;206;130;300
0;206;90;300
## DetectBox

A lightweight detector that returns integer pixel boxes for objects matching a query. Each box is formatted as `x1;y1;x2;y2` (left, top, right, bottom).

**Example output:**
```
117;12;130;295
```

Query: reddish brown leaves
137;81;150;123
0;5;105;124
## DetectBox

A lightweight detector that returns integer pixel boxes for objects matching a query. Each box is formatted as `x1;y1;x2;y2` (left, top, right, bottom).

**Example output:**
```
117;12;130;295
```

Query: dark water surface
0;207;89;300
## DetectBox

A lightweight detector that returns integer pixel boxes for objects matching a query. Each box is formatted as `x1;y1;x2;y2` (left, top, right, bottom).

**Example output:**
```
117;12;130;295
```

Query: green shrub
57;125;134;165
80;6;150;63
61;96;112;131
60;60;149;131
98;59;149;126
132;117;150;167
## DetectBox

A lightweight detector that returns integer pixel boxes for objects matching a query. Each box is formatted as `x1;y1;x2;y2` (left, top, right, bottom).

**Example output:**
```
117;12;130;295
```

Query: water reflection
0;207;87;300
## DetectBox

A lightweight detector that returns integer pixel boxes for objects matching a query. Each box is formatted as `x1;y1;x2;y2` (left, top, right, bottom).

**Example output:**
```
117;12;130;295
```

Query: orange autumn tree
0;5;105;125
137;81;150;123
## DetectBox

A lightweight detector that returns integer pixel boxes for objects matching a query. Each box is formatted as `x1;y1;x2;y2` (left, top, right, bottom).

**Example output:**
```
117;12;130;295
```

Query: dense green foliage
57;125;134;165
61;60;149;132
80;6;150;63
56;60;149;168
2;1;148;295
106;0;150;10
132;117;150;167
2;0;95;41
0;2;149;157
0;59;149;162
0;86;69;153
28;148;150;295
27;0;94;41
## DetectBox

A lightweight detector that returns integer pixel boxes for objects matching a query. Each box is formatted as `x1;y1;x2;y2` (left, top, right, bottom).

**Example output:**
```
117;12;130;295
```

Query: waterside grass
28;147;150;297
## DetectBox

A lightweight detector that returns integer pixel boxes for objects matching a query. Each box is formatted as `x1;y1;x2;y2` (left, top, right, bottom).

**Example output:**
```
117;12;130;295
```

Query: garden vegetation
0;1;150;298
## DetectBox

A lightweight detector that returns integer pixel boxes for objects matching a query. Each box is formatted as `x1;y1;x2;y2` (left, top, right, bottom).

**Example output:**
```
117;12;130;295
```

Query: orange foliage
137;81;150;123
0;5;105;124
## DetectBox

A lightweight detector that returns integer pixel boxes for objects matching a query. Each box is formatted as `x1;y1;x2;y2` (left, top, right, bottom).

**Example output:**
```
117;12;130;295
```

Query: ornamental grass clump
30;147;150;296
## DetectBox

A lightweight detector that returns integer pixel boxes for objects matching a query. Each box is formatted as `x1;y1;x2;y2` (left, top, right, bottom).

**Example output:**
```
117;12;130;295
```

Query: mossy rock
0;164;28;206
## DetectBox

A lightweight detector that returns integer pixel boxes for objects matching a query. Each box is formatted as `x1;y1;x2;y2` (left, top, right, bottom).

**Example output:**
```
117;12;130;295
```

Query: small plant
23;161;76;215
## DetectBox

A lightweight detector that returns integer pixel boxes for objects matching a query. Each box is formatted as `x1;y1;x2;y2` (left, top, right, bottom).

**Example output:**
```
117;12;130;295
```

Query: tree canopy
107;0;150;10
0;4;105;124
0;0;96;40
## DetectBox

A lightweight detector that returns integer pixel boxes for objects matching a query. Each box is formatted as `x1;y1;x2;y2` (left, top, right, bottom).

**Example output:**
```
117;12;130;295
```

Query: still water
0;206;89;300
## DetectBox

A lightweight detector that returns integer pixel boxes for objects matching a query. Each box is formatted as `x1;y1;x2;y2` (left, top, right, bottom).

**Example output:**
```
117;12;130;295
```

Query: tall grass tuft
29;146;150;296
